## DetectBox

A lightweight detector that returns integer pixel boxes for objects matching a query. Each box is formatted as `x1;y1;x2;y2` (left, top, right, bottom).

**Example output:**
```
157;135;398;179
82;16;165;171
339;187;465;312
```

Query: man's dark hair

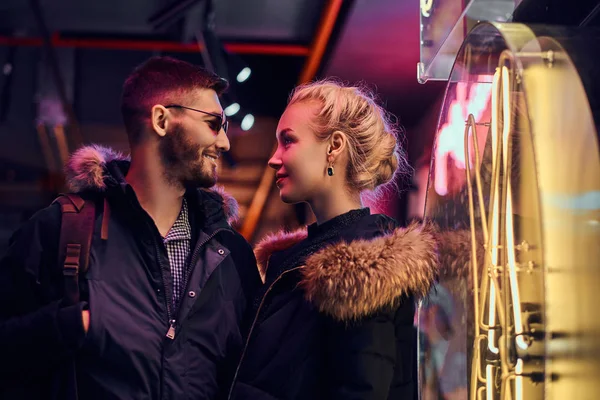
121;56;228;145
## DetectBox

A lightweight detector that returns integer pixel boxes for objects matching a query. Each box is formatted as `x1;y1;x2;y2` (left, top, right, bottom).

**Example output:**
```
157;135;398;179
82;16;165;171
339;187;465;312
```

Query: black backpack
49;194;109;400
52;193;109;305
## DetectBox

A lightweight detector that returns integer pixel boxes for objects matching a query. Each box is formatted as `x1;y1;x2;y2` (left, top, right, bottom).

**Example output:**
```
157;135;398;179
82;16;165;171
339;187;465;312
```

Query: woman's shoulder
254;227;308;282
301;219;439;322
337;212;399;242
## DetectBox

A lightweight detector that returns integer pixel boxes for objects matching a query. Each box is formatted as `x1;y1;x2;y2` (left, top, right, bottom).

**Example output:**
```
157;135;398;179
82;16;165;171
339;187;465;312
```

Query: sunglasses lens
223;120;229;134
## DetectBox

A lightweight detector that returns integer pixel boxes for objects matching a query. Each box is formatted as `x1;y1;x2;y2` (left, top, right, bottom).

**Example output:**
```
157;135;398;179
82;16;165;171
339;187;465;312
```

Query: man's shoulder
12;201;62;241
216;228;253;254
2;200;62;275
197;187;239;227
7;191;103;251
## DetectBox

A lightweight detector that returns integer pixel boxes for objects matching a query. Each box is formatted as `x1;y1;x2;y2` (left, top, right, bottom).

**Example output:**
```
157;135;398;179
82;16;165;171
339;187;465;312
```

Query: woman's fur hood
255;221;440;321
64;144;239;224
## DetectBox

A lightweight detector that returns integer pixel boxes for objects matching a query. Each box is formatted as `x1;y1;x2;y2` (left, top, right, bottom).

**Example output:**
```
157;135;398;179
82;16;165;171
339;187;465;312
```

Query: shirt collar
164;198;192;242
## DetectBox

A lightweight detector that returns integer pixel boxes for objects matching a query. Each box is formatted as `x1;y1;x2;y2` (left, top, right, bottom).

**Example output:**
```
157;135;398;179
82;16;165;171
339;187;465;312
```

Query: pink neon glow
434;80;492;196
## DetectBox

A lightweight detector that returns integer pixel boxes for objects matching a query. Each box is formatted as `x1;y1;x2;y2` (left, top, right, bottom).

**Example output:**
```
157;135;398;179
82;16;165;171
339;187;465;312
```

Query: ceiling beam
0;33;310;56
297;0;344;84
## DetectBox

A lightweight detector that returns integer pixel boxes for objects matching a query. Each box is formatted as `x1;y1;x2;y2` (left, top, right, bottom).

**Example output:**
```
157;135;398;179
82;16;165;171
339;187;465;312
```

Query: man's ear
151;105;170;137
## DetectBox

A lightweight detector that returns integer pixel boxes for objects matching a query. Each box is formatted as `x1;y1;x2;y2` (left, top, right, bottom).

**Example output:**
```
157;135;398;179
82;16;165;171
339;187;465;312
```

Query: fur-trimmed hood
64;144;239;224
255;221;439;321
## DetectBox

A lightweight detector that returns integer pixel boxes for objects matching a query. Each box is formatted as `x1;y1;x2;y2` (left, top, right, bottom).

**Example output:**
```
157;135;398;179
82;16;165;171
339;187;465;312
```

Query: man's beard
158;123;217;189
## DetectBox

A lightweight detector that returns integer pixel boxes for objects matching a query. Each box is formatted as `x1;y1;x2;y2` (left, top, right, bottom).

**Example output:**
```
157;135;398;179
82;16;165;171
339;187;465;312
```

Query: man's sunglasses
165;104;228;134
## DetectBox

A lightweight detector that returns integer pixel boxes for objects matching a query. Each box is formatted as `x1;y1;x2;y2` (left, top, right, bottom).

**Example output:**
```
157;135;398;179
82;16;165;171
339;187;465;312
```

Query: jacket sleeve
324;310;396;400
0;204;87;374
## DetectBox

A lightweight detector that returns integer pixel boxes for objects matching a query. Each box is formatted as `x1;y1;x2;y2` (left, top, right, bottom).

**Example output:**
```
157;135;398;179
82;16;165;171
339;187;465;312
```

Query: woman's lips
275;175;288;186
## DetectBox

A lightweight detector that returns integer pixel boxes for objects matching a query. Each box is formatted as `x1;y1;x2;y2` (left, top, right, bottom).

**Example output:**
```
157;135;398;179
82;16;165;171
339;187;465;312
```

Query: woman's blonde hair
288;78;411;193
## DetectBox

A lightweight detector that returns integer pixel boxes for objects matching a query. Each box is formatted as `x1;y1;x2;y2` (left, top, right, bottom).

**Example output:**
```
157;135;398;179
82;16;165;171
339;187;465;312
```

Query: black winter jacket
0;145;261;399
227;209;439;400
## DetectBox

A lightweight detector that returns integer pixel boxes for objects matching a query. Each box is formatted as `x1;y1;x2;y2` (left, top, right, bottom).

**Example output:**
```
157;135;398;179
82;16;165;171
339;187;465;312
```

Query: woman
227;80;439;399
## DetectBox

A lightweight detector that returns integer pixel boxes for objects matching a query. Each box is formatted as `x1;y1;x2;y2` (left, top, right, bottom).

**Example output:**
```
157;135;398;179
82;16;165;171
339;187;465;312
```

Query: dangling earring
326;151;334;176
327;163;335;176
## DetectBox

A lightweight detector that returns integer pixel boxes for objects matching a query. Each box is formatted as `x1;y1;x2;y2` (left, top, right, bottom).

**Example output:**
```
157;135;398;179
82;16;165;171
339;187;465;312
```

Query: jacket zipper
227;266;302;400
166;228;229;340
150;233;176;338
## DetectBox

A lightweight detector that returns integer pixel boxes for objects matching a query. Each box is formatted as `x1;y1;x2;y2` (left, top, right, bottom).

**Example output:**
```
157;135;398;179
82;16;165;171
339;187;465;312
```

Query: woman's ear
151;105;170;137
328;130;347;160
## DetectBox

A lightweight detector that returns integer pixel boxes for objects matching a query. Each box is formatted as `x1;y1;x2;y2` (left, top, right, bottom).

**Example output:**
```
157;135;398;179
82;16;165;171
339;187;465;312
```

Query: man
0;56;261;399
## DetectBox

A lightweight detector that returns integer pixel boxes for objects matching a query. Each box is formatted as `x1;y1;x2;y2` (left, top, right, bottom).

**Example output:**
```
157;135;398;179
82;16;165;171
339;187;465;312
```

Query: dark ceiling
0;0;324;42
0;0;331;119
0;0;446;173
0;0;442;122
2;0;597;163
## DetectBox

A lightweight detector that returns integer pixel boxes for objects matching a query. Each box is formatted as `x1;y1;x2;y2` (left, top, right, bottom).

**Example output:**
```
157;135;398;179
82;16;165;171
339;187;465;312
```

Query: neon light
486;68;501;356
515;359;524;400
501;65;528;351
434;79;492;195
488;280;500;354
486;365;494;400
488;151;500;354
506;183;528;351
491;69;500;166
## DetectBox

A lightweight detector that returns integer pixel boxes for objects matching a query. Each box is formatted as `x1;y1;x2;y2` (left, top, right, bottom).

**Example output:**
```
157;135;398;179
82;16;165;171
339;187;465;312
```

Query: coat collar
254;221;439;321
64;144;239;225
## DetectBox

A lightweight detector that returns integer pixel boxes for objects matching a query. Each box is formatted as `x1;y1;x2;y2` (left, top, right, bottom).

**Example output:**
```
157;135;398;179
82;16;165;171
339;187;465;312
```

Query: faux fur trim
254;228;308;282
301;221;438;321
65;144;127;192
434;227;485;291
64;144;239;223
435;228;474;280
254;221;439;321
204;185;240;225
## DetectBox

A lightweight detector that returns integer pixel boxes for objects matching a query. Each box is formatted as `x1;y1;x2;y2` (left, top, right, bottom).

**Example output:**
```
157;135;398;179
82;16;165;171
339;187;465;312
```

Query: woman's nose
268;150;282;170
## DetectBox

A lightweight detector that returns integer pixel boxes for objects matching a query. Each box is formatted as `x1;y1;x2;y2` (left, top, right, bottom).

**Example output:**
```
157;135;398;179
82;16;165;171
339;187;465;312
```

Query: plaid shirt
163;198;191;312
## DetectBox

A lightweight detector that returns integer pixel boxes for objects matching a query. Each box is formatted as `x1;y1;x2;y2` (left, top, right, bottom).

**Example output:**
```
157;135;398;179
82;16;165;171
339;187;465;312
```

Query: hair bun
374;145;400;187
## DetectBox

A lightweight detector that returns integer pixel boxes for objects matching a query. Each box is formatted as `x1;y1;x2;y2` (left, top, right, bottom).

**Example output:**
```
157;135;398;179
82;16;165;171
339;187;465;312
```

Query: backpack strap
53;194;96;306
